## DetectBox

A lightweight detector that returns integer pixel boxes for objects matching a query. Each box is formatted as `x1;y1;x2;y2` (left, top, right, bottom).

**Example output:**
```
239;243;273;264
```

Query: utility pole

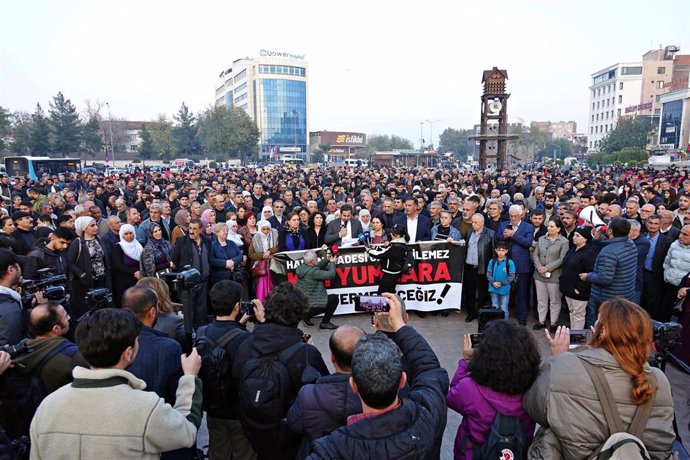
106;102;115;165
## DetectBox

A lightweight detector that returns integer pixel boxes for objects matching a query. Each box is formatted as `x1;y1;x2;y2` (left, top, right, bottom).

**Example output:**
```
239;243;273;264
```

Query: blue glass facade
257;78;307;154
661;100;683;148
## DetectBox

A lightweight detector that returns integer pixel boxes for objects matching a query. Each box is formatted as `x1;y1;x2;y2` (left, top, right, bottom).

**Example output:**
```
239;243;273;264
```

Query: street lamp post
425;119;441;149
420;122;424;151
106;102;115;165
553;144;561;164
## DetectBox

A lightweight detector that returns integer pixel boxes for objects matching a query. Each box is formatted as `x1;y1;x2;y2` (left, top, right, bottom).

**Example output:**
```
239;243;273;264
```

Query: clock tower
470;67;518;170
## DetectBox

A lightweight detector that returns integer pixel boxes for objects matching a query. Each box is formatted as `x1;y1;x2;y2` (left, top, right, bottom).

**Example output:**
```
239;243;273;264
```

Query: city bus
279;156;305;167
4;156;82;181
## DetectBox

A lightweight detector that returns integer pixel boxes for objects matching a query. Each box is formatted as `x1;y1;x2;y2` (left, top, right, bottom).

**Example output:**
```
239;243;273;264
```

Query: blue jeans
491;292;510;319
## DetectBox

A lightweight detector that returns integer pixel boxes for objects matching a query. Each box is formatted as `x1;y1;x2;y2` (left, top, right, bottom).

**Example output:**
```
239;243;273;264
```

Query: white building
587;62;643;151
215;50;309;159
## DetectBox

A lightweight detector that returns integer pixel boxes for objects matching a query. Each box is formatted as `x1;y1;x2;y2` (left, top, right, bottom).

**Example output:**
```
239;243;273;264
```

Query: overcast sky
2;0;689;147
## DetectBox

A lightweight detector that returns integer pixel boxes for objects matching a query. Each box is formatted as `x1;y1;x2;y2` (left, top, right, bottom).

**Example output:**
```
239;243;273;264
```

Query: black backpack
471;412;527;460
401;245;415;275
0;341;72;457
194;325;245;414
238;341;317;457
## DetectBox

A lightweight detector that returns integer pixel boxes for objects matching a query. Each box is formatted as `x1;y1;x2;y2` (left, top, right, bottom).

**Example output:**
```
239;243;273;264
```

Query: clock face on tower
488;98;503;115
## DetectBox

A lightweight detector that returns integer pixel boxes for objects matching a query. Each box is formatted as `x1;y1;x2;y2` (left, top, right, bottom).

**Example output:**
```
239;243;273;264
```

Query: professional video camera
652;320;683;351
162;265;201;291
20;268;67;307
76;288;113;322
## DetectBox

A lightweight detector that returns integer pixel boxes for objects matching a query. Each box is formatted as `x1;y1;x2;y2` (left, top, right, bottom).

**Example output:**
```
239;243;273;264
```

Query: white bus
279;156;305;166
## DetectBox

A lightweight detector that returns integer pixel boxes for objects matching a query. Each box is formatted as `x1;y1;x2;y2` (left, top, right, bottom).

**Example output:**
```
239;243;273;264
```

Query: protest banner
270;241;465;314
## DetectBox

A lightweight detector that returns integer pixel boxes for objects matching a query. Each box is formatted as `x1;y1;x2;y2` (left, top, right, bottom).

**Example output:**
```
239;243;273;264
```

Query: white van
343;158;368;167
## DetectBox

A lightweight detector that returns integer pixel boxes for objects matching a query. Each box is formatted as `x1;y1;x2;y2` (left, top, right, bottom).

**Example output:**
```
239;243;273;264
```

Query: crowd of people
0;160;688;459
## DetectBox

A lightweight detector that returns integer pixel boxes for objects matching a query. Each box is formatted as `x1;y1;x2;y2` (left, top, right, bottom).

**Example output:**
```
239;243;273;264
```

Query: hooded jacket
523;348;674;460
24;241;68;281
446;359;535;459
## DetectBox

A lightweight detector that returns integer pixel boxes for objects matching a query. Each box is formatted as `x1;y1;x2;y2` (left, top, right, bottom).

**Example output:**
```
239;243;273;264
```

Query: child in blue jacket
486;241;516;319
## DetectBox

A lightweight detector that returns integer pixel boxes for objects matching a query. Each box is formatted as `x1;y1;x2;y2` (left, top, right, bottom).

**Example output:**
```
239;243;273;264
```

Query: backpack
238;341;317;457
194;325;245;414
472;412;527;460
578;357;654;460
0;341;72;453
401;245;415;275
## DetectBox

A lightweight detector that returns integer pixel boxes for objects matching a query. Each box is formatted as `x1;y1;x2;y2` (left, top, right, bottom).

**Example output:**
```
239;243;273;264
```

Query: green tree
599;117;653;154
49;92;82;157
149;114;176;159
10;112;32;155
438;128;471;158
29;103;52;155
367;134;413;152
137;124;155;163
172;102;201;156
311;142;331;163
536;138;574;162
0;105;11;152
229;107;259;163
197;106;259;162
80;116;102;157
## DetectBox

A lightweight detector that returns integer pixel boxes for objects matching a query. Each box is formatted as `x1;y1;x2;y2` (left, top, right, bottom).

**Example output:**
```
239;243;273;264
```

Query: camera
20;268;67;307
77;288;113;322
239;301;255;316
6;338;32;360
162;265;201;291
652;320;682;350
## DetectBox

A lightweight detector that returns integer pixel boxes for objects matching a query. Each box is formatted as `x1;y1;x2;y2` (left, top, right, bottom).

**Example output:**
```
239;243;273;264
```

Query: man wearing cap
10;211;36;256
0;248;26;346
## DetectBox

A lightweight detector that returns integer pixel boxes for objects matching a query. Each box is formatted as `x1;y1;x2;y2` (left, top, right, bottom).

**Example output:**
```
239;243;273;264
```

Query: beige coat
30;367;202;460
523;348;675;460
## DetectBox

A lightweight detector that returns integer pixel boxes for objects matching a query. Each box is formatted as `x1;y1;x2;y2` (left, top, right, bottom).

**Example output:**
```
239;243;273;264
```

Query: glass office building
216;52;309;159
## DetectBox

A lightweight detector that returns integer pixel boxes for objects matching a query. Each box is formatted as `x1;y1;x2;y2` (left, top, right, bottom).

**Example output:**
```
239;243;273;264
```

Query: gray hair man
296;249;339;329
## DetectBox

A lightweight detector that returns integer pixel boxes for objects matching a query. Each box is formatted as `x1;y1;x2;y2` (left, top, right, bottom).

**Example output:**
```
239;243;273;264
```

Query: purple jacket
446;359;535;459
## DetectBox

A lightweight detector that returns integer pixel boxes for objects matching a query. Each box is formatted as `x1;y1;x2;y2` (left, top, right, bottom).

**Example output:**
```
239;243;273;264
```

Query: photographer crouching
296;249;339;330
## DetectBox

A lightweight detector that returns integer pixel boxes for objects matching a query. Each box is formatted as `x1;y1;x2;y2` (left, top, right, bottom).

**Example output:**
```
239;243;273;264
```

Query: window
656;95;661;102
657;66;666;74
605;112;609;119
619;82;624;90
591;115;594;122
617;109;621;117
657;81;664;89
592;103;595;110
618;95;623;103
596;114;599;121
621;66;642;75
597;101;600;109
590;127;594;134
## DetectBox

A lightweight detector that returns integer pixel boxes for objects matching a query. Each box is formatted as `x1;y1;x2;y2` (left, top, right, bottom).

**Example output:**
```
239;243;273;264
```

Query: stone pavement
197;310;690;459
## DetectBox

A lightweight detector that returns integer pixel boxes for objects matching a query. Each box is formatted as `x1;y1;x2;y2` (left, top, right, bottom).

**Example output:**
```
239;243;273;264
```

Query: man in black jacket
172;218;211;332
233;282;329;460
203;280;255;460
307;293;449;459
23;227;73;280
10;211;36;256
287;325;364;459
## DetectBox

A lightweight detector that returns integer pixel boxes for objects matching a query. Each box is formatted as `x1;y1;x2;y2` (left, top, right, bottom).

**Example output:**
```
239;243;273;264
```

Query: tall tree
10;112;32;155
138;124;154;163
172;102;201;156
29;103;52;155
80;116;102;157
438;128;471;158
197;106;259;163
49;92;81;157
230;108;259;163
0;105;11;152
149;114;176;159
599;117;653;154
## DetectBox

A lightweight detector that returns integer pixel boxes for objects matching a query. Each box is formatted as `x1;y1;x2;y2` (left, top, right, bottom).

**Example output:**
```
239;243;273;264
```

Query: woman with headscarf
358;208;371;232
260;205;274;224
170;209;190;246
111;224;143;308
140;222;174;278
201;209;216;236
67;216;111;317
226;219;244;248
249;220;279;301
238;211;258;254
